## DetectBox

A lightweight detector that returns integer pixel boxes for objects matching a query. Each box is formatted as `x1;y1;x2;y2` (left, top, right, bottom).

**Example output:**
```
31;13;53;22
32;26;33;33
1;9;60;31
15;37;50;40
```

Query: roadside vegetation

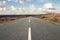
0;15;26;23
0;13;60;23
33;13;60;23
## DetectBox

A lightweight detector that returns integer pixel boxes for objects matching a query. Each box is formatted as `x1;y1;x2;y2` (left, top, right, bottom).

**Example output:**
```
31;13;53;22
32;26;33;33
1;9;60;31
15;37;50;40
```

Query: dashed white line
28;27;31;40
28;17;31;40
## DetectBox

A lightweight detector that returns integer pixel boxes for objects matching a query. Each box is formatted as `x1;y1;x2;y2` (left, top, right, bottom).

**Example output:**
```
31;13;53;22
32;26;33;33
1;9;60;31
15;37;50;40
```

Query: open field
33;13;60;23
0;13;60;23
0;15;27;23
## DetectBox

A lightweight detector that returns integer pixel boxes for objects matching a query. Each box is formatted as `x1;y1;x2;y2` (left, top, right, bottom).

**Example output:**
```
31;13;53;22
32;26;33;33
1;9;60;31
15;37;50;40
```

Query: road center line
28;27;31;40
28;17;31;40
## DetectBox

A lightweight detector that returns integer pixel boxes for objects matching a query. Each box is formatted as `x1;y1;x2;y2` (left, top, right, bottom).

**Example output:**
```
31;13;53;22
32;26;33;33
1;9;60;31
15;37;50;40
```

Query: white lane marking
28;27;31;40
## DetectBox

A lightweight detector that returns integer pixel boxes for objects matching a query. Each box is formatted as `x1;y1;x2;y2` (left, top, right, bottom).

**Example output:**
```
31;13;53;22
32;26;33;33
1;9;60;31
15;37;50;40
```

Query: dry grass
0;13;60;23
33;13;60;23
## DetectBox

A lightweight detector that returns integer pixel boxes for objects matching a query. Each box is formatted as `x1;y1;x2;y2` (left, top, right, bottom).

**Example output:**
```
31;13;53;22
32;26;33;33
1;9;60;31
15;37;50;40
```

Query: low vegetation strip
0;13;60;23
33;13;60;23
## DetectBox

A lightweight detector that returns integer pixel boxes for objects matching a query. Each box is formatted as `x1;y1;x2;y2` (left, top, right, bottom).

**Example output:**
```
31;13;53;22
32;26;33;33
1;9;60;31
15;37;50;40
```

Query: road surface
0;17;60;40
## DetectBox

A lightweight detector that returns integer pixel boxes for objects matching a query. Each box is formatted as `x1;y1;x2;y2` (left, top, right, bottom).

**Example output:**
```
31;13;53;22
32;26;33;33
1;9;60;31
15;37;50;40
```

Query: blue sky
4;0;60;8
0;0;60;15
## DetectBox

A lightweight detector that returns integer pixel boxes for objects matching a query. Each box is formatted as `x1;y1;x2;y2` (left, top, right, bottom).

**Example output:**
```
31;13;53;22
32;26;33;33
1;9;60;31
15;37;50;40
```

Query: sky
0;0;60;15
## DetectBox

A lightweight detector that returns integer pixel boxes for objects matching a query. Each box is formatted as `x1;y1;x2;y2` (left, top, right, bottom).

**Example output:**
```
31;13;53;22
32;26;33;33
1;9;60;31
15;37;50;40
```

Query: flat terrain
33;13;60;23
0;17;60;40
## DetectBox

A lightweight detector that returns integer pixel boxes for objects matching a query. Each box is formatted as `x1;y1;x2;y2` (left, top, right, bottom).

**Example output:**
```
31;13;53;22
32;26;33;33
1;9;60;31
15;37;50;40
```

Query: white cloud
44;3;53;9
29;4;37;12
19;0;26;4
0;3;56;15
6;4;40;15
8;0;31;4
0;1;6;12
7;4;37;14
43;3;55;13
18;8;26;12
37;0;49;2
27;4;46;14
3;7;6;11
38;8;42;11
0;1;6;7
8;0;18;2
3;1;6;4
0;7;3;11
10;6;17;11
0;7;6;12
19;0;31;4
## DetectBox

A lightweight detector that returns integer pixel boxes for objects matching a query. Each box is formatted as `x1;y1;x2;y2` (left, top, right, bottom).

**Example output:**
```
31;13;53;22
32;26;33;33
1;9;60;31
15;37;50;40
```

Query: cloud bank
0;0;59;15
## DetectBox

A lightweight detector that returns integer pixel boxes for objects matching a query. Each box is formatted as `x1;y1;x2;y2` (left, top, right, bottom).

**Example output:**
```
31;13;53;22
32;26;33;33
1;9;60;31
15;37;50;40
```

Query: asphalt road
0;17;60;40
